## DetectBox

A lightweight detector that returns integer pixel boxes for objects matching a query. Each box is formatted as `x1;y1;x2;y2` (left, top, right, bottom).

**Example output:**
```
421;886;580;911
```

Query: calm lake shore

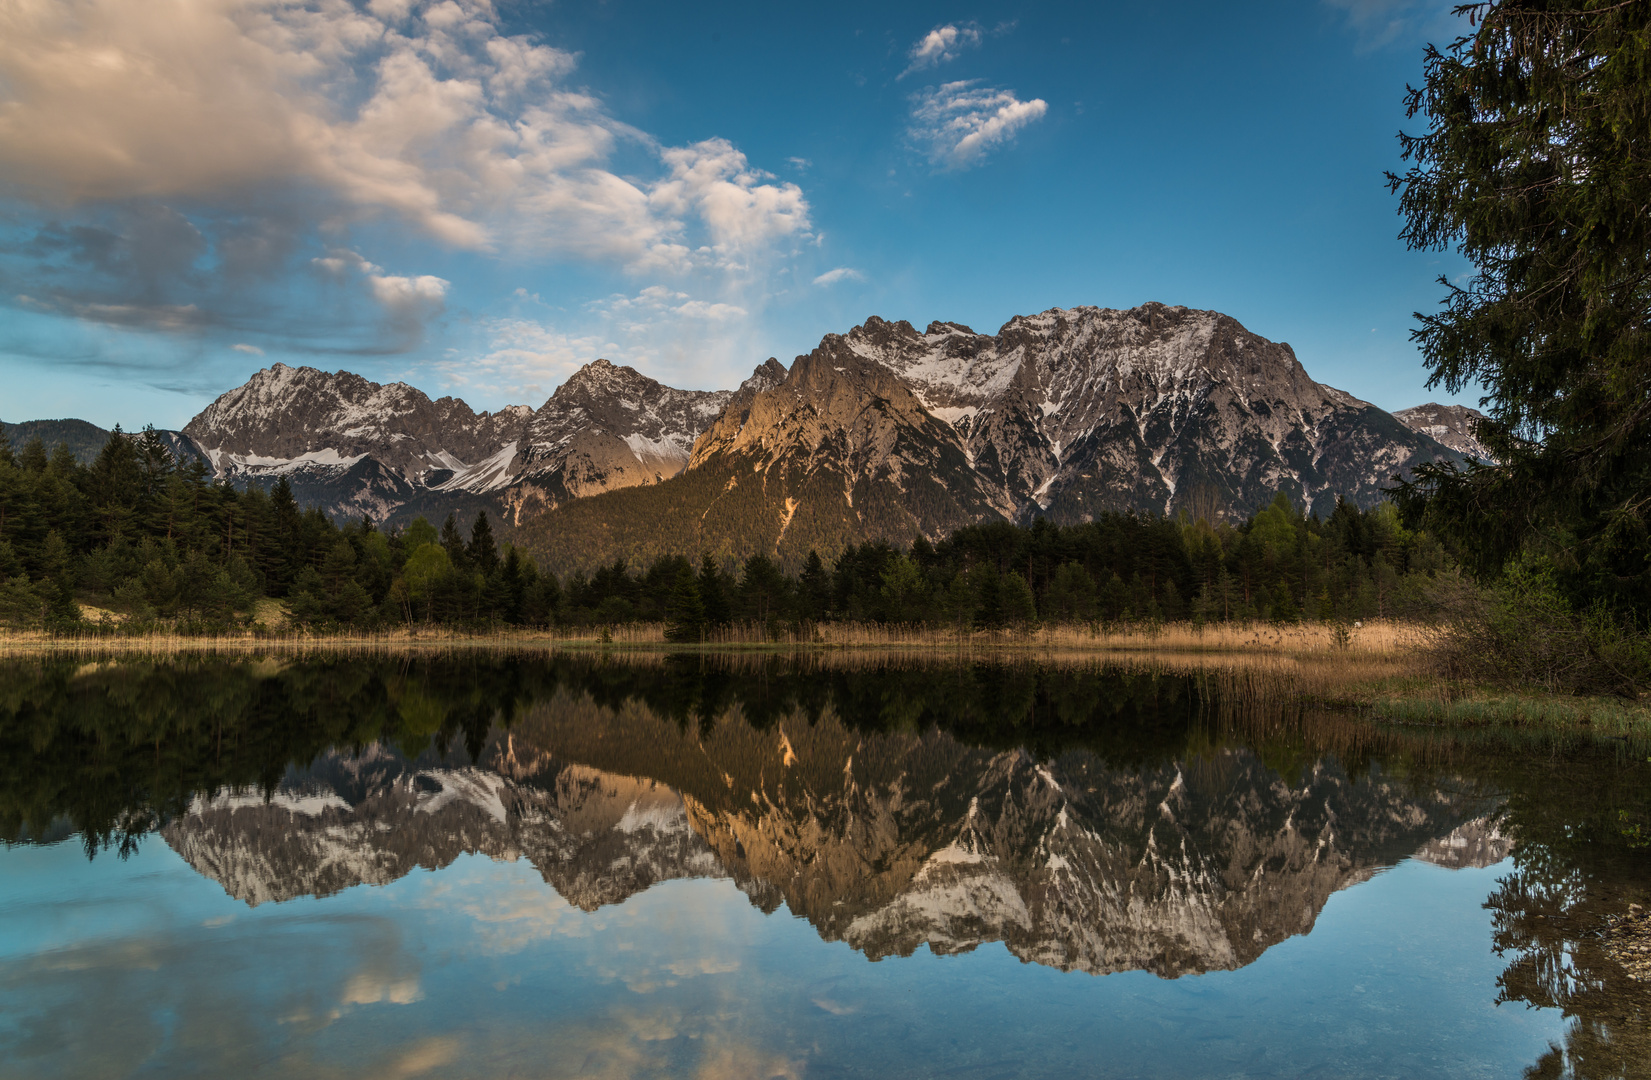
3;619;1647;739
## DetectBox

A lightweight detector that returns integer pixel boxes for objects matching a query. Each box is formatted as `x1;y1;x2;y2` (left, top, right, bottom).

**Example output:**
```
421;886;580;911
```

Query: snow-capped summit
180;358;782;524
183;363;531;485
840;303;1444;520
171;302;1466;543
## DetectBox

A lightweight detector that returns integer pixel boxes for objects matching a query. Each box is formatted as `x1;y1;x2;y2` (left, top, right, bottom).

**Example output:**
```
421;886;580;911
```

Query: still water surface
1;654;1647;1079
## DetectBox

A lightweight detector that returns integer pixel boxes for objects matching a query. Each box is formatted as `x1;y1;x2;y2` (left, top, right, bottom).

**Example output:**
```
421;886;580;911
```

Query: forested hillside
0;427;1452;635
1;419;112;465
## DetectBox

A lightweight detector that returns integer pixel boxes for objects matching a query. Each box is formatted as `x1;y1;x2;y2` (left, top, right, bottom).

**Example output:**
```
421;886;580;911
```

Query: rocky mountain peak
823;303;1448;521
1393;403;1494;462
691;335;966;469
554;357;639;397
182;363;533;484
488;359;751;519
681;334;1013;549
741;357;789;392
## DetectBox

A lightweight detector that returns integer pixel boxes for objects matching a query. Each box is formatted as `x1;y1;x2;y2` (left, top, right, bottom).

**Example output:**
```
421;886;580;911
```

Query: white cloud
366;271;449;346
594;285;749;327
0;0;808;272
908;81;1048;170
813;267;864;286
312;249;382;277
650;140;811;269
231;343;263;354
368;273;449;311
900;23;982;78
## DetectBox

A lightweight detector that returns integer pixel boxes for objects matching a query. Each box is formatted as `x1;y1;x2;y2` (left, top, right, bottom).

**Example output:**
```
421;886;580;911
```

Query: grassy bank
2;618;1645;738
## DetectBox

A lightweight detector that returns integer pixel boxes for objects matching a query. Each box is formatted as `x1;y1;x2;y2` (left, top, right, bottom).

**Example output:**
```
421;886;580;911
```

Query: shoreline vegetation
3;428;1646;743
3;618;1647;740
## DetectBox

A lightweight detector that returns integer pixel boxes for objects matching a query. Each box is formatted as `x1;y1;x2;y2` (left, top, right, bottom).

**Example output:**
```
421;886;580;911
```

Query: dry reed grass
0;618;1419;664
0;619;1428;711
3;619;1643;737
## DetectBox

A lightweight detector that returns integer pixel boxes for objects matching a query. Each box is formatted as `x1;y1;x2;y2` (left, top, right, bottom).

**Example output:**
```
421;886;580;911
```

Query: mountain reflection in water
1;653;1648;1078
164;697;1507;978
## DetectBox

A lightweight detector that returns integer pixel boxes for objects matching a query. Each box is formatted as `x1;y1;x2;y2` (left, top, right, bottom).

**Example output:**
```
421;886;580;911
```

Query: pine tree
1000;571;1038;627
468;511;499;574
664;565;706;642
738;554;788;624
798;550;831;621
440;512;470;572
1388;0;1651;611
698;554;731;626
86;428;141;544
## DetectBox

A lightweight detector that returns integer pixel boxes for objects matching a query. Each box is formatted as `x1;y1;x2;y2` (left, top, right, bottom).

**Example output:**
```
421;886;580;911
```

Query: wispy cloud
593;286;749;325
813;267;864;286
908;82;1048;170
439;318;612;404
232;343;263;355
900;23;983;78
435;281;764;405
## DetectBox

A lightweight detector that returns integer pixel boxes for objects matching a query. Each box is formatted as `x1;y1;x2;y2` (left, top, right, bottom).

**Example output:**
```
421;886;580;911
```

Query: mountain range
161;686;1508;978
8;302;1484;569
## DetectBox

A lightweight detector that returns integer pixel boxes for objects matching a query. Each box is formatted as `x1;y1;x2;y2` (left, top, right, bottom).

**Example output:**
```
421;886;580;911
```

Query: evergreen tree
1044;561;1097;621
797;550;831;621
85;427;141;544
267;477;302;594
440;512;470;572
664;564;706;642
468;511;499;574
1001;572;1038;627
698;554;731;626
17;437;48;474
1388;0;1651;611
737;554;788;624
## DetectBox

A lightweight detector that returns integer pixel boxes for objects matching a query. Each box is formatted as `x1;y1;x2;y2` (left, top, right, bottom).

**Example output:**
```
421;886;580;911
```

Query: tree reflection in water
1481;756;1651;1079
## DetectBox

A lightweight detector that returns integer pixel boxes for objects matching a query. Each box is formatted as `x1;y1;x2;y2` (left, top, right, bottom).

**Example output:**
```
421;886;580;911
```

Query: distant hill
2;419;211;471
1;418;112;464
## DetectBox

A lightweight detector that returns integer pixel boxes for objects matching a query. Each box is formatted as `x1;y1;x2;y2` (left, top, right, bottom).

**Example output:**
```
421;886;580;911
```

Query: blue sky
0;0;1475;430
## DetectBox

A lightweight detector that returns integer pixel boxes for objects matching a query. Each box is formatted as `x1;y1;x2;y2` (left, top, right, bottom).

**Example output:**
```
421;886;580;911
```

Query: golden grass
0;623;677;659
0;618;1418;662
0;619;1428;710
1;617;1644;737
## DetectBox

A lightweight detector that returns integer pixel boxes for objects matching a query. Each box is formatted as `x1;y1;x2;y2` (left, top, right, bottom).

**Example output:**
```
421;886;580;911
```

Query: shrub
1429;556;1651;699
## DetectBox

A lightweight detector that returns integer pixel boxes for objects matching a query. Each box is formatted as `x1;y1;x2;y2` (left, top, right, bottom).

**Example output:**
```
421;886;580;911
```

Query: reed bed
2;618;1644;738
0;618;1419;653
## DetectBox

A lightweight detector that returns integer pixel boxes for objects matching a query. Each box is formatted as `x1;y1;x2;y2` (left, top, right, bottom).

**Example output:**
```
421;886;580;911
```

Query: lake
1;653;1647;1079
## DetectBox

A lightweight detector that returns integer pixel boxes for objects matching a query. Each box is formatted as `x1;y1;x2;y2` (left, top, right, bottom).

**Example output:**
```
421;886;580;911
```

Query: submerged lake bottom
1;652;1647;1079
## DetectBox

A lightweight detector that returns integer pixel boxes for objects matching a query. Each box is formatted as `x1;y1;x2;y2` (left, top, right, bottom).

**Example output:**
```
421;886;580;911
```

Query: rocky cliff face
1394;403;1495;462
161;693;1504;978
685;336;1014;544
840;304;1457;521
172;303;1463;537
496;359;786;523
179;360;766;524
183;363;529;482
